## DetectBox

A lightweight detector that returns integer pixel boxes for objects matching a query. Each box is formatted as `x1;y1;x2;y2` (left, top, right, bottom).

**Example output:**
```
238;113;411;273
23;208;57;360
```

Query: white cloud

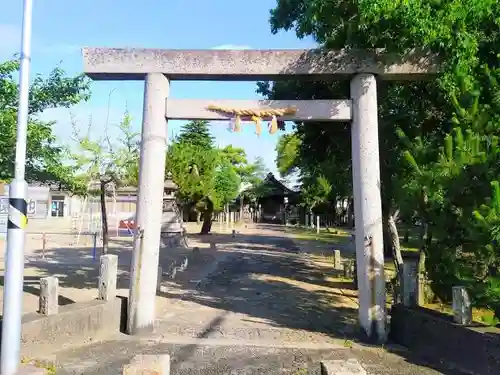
211;44;252;50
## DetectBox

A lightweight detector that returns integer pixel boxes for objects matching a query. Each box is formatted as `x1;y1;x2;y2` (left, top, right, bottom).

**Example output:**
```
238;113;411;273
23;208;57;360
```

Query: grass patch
288;224;420;250
286;226;351;244
21;357;56;374
399;226;420;252
423;303;498;326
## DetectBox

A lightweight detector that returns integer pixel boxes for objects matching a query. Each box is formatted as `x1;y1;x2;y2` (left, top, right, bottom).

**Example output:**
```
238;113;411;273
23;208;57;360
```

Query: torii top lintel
82;48;438;81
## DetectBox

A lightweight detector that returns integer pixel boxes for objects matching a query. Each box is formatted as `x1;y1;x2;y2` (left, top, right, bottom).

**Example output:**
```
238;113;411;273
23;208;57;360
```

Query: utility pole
0;0;33;374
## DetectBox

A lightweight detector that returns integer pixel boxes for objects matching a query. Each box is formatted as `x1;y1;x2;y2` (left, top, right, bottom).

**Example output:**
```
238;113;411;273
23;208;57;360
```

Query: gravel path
54;226;466;374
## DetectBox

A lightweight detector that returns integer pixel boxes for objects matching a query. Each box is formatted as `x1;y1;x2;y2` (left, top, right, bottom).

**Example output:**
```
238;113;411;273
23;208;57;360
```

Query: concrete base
127;323;155;337
123;354;170;375
320;359;367;374
0;297;124;358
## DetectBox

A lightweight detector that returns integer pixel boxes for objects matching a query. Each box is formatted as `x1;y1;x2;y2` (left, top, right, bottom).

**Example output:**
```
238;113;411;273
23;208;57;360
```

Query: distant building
0;181;139;220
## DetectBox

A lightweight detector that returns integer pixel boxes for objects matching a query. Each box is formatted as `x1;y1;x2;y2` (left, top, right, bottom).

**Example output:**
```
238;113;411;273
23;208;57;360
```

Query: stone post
343;260;354;279
98;254;118;301
305;213;309;228
123;354;170;375
333;250;342;270
402;258;418;307
452;286;472;325
350;73;386;342
128;73;169;335
39;276;58;315
316;215;320;234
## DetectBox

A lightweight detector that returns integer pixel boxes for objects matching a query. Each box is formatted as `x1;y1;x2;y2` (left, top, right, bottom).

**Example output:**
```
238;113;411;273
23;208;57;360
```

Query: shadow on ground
2;225;471;374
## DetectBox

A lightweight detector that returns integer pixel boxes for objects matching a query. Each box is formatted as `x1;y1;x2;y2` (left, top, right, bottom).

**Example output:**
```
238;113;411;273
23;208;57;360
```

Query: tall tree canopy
263;0;500;318
175;120;214;150
70;111;140;251
167;121;238;233
0;59;90;187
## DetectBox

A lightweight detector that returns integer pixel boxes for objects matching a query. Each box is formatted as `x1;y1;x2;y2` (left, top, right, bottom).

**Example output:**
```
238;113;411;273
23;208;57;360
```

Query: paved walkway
53;224;465;374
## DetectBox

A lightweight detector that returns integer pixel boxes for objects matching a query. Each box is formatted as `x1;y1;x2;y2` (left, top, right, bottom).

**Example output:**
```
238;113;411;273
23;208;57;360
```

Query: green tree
166;141;219;234
399;67;500;316
167;120;220;233
275;132;301;177
176;120;214;150
219;146;271;218
70;111;140;252
300;175;332;214
263;0;500;314
0;59;90;186
214;160;241;210
471;181;500;321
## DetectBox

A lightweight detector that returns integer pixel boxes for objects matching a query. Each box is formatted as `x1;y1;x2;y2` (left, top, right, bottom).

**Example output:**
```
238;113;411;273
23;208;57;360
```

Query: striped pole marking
7;198;27;230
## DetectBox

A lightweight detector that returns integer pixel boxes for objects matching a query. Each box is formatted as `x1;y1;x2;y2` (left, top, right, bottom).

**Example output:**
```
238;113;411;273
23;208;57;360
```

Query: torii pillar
81;47;435;340
351;73;386;341
127;73;169;334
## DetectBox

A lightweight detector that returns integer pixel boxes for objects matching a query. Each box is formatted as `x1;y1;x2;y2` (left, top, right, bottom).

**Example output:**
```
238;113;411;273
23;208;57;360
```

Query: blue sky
0;0;316;176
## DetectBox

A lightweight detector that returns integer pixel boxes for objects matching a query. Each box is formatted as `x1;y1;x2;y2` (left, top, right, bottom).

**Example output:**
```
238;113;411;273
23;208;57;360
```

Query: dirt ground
49;223;466;375
0;219;237;315
0;220;469;374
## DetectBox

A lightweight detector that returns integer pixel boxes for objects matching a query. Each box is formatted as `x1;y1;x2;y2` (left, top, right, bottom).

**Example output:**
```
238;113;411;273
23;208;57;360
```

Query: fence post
98;254;118;301
42;232;46;259
452;286;472;325
333;250;342;270
39;276;59;315
92;232;98;261
123;355;170;375
402;260;419;307
320;359;367;375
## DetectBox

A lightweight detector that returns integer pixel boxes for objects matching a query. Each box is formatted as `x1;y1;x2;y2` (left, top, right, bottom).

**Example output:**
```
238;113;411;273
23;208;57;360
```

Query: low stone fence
390;286;500;375
0;254;125;359
391;254;500;374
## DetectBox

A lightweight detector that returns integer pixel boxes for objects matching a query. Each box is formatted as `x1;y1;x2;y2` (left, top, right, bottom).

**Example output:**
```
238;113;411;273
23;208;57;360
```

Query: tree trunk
200;198;214;235
100;180;109;254
382;212;393;257
347;197;354;228
333;198;339;226
388;211;404;303
388;212;404;268
404;226;410;243
239;195;244;222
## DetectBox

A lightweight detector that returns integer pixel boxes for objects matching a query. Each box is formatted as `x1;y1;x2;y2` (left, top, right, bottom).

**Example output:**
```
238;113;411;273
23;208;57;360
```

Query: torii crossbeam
82;47;437;342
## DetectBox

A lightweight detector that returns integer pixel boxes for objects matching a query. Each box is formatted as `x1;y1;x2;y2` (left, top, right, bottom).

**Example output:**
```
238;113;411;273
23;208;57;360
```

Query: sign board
0;196;8;237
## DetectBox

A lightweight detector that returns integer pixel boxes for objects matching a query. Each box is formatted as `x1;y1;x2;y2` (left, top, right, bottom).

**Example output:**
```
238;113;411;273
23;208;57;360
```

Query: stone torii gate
82;47;435;342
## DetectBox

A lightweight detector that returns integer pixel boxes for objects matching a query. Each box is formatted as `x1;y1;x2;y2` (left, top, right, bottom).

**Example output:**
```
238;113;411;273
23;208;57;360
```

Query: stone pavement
50;224;466;374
